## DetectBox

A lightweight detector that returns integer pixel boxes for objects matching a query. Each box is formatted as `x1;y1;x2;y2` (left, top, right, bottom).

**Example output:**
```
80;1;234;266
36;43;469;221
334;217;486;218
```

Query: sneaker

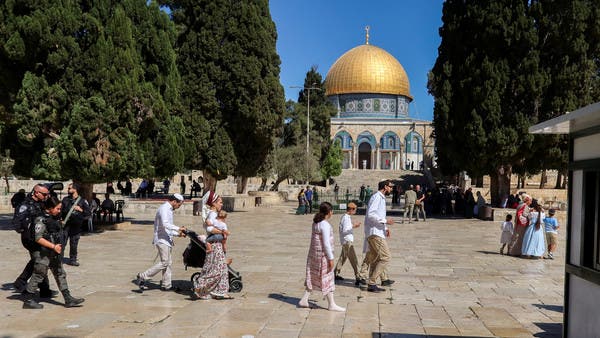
548;253;554;260
136;274;147;290
367;285;385;293
23;299;43;309
334;275;345;281
381;279;395;287
161;286;180;292
68;259;80;267
39;289;59;298
355;278;367;286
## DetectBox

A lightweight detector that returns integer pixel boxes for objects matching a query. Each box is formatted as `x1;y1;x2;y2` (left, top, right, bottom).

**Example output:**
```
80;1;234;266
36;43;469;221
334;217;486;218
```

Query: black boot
62;290;84;308
39;288;59;298
22;291;43;309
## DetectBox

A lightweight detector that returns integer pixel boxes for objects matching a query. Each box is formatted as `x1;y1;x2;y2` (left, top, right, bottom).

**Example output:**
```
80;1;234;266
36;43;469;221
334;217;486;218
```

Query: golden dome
325;44;412;99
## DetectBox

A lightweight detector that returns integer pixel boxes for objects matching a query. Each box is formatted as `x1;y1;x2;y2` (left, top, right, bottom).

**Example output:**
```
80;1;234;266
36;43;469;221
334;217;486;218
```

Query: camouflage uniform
23;213;84;309
26;214;69;294
12;195;50;291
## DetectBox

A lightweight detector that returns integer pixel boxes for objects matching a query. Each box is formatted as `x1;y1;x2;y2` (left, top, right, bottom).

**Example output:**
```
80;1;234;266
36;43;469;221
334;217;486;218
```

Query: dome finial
365;25;370;45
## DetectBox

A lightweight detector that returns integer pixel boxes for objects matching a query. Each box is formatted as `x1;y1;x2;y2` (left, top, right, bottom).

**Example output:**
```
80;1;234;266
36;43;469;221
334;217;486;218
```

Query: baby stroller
182;230;243;293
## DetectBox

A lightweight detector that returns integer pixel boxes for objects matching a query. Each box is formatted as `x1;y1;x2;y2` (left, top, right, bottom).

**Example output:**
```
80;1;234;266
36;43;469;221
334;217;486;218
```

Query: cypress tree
164;0;285;192
429;0;542;206
0;0;184;185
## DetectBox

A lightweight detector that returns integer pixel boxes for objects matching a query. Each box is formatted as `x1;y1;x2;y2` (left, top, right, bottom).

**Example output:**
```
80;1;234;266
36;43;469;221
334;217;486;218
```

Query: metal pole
307;88;310;155
306;88;310;183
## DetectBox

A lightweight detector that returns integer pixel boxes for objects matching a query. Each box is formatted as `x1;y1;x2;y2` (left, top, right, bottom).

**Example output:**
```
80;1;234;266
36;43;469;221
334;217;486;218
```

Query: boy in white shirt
334;202;361;284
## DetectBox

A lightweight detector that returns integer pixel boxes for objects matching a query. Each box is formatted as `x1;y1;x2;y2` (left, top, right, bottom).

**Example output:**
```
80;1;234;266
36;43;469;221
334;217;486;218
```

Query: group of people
300;180;397;311
12;183;87;309
401;184;427;223
135;190;234;300
499;194;560;259
296;186;317;214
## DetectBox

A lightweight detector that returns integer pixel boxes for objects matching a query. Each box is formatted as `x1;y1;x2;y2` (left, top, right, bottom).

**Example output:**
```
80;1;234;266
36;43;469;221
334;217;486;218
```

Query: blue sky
269;0;444;122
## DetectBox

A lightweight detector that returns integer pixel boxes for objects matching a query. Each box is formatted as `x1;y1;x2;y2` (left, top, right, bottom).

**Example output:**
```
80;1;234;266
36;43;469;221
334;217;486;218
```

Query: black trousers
62;233;80;260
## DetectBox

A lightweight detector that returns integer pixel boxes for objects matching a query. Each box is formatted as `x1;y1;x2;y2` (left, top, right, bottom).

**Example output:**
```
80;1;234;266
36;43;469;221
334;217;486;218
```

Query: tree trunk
561;169;568;189
259;178;267;191
555;171;562;189
270;177;286;191
3;176;9;194
475;175;484;188
75;181;94;203
236;176;248;194
539;169;547;189
203;171;217;192
490;165;512;207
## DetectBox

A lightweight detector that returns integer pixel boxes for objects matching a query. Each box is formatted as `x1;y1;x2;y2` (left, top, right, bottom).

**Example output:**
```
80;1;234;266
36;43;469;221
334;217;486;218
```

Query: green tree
296;66;337;163
0;1;184;190
320;139;343;181
429;0;543;206
529;0;600;188
163;0;285;193
258;143;305;191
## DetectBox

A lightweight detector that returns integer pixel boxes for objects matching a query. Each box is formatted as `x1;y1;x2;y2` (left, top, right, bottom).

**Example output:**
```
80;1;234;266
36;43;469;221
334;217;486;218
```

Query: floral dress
305;220;335;295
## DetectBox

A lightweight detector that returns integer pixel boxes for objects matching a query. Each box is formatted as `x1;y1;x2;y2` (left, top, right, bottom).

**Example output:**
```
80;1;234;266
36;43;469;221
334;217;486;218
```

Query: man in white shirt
364;180;395;292
136;194;186;291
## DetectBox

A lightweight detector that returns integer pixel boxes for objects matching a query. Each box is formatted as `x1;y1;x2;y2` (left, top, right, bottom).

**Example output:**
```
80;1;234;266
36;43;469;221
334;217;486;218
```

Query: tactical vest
30;215;64;253
13;197;43;234
42;216;64;245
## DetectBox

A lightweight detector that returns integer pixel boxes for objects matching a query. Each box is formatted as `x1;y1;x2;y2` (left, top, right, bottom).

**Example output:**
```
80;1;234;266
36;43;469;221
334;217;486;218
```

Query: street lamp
291;84;321;182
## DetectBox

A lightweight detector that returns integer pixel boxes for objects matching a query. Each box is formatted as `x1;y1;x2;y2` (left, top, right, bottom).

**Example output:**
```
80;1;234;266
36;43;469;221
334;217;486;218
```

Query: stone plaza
0;201;563;337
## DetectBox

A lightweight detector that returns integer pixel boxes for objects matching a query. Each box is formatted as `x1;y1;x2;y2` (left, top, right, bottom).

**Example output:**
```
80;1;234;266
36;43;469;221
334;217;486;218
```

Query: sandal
212;294;234;300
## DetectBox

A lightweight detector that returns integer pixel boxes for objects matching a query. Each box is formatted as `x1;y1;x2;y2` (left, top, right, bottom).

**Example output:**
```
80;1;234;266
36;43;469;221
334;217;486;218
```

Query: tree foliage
164;0;285;185
320;139;343;180
430;0;600;201
0;0;184;183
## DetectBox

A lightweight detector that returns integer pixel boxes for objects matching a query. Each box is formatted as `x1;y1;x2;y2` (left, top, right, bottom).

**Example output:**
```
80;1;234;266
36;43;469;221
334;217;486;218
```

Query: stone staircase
331;169;429;194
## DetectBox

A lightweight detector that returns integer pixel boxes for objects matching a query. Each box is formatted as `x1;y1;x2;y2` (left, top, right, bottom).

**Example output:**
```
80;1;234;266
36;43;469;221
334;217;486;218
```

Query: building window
412;137;419;153
582;171;600;271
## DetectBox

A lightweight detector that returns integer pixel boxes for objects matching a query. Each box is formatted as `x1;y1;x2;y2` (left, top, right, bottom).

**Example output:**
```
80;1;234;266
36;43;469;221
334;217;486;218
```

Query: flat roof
529;101;600;134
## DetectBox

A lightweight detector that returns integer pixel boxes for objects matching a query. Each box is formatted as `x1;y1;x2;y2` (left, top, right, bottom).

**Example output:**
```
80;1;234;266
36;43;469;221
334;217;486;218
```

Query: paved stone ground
0;202;564;337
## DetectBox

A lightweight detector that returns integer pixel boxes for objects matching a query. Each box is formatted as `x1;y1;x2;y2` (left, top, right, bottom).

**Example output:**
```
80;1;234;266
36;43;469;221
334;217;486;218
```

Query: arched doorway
358;142;372;169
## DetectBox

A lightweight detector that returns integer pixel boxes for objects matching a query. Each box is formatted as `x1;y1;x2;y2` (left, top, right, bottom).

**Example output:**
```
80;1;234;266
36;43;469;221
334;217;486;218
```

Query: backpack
13;203;34;234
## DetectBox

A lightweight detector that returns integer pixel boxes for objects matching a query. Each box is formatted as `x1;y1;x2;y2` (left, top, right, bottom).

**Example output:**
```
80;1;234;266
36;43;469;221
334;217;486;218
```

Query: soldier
61;183;91;266
22;195;84;309
12;184;55;297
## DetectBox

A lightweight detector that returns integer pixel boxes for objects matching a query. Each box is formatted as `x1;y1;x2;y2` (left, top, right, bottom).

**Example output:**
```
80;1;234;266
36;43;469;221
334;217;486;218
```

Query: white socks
298;290;311;308
326;292;346;312
299;290;346;312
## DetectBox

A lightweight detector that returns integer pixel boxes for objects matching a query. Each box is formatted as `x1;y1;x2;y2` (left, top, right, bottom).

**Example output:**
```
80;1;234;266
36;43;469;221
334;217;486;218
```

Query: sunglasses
36;191;49;196
348;207;356;210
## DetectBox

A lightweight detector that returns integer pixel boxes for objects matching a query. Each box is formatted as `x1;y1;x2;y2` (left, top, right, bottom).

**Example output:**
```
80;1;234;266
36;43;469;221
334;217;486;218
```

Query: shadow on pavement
533;322;562;337
533;303;563;313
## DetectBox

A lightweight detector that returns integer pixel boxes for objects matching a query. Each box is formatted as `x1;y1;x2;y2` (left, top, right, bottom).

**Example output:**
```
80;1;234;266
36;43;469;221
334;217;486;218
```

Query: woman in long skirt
193;194;232;300
521;202;546;259
298;202;345;311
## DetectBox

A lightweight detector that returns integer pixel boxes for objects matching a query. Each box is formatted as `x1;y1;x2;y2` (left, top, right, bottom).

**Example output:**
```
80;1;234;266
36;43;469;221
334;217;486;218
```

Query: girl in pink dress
298;202;345;312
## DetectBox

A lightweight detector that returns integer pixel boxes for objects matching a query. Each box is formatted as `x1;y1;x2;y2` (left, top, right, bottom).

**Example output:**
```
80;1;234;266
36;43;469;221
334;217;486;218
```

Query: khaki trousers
358;255;388;281
140;243;173;289
366;235;391;285
403;202;415;223
334;242;359;278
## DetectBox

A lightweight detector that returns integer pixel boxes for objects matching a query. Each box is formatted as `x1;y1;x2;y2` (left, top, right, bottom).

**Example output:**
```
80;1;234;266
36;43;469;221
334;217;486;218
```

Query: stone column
353;144;358;169
376;145;380;170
